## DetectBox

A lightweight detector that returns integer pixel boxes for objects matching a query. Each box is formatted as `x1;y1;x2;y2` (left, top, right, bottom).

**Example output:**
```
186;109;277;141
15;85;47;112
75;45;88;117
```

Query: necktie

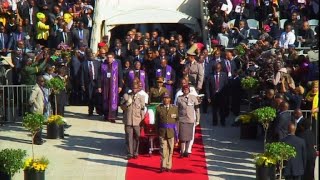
227;61;231;72
79;30;83;39
89;62;93;80
0;33;4;48
215;74;220;92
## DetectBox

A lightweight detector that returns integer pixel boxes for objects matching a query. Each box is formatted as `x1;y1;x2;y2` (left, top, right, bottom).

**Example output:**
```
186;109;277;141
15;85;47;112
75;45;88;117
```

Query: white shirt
138;90;149;104
279;31;296;48
174;87;198;105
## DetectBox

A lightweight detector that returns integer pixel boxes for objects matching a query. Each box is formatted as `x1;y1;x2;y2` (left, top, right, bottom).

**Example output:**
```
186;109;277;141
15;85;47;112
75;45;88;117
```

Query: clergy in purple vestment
155;58;176;97
128;61;149;92
101;52;123;122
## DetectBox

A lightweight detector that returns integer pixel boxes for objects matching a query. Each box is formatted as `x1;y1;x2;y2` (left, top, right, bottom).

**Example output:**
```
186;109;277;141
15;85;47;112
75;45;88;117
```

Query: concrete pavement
0;106;318;180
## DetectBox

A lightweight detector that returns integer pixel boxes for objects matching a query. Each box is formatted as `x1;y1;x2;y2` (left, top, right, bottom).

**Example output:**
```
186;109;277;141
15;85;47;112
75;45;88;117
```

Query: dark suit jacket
0;33;10;50
80;60;101;98
8;32;28;50
112;46;127;61
221;59;238;77
17;0;30;19
273;111;291;141
56;31;72;47
295;117;305;137
281;135;307;176
206;71;228;99
72;28;90;48
297;130;317;162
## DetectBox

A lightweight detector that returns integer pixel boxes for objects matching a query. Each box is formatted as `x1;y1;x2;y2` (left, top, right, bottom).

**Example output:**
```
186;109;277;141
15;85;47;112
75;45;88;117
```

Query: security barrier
0;85;33;123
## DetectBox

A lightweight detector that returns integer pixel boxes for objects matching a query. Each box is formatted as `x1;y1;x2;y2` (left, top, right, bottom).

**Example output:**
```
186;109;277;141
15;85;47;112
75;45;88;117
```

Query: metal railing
0;85;33;123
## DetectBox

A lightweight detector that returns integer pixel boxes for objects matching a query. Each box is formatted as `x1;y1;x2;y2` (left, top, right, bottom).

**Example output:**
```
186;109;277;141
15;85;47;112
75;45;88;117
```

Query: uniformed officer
149;77;168;103
155;92;178;173
121;83;146;159
176;85;200;158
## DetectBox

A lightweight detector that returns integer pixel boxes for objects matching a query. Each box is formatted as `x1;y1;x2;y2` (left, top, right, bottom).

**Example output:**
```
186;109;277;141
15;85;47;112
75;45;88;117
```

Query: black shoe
126;155;133;160
179;154;184;158
159;168;165;173
34;140;45;145
88;113;93;116
133;155;138;159
183;152;190;158
64;124;72;129
64;133;70;136
166;168;171;172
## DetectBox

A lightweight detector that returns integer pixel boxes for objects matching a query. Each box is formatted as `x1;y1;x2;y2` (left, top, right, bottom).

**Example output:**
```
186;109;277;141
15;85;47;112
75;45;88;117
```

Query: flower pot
256;165;276;180
58;124;64;139
24;170;45;180
240;123;257;139
47;123;59;139
0;171;11;180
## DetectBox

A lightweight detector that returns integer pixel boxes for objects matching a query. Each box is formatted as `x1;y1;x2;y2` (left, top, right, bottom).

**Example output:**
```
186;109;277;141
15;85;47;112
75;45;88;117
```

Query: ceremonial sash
128;70;146;90
156;65;172;94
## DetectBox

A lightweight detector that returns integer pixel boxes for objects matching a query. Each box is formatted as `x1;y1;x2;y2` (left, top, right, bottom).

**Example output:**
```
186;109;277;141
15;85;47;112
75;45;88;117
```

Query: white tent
90;0;201;52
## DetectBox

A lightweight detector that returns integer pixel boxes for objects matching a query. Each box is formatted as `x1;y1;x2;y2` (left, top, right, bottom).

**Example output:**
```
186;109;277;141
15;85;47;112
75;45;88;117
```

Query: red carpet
126;126;209;180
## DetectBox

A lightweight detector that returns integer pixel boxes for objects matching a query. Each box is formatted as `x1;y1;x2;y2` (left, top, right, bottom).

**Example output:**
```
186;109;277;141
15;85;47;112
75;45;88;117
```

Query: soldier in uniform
121;83;146;159
176;85;200;158
156;92;178;173
149;77;168;103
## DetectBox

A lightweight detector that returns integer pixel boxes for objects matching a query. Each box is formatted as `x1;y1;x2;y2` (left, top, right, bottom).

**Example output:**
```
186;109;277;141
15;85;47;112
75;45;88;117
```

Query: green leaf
0;149;27;177
22;113;45;135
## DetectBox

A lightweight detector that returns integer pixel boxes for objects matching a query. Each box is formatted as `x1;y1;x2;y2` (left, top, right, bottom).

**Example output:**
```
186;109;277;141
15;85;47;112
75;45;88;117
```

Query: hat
182;85;190;90
156;77;164;83
263;25;271;32
186;43;197;56
36;12;46;20
162;92;170;98
98;42;106;48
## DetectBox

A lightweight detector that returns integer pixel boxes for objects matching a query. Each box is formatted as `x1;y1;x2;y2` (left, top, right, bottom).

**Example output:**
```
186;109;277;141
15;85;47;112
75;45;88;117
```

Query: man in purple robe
101;52;123;122
127;61;149;93
155;58;175;97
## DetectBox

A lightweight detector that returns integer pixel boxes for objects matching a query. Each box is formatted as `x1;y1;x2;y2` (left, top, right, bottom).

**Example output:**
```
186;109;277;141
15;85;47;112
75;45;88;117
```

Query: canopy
91;0;201;52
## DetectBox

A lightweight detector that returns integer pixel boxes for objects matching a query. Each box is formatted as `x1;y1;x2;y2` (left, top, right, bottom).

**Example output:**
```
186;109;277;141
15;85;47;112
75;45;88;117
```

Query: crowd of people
0;0;319;178
207;0;319;48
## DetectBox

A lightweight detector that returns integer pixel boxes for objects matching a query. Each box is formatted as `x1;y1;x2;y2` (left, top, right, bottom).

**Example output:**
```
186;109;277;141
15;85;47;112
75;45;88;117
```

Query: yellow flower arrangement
24;157;49;172
236;114;254;124
47;115;64;125
253;153;277;167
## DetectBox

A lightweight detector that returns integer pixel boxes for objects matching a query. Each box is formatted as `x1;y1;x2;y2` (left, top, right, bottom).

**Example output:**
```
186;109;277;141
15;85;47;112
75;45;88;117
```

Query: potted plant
0;148;27;180
46;115;65;139
235;113;258;139
23;157;49;180
22;113;48;180
266;142;296;180
253;106;276;149
45;77;64;115
254;152;277;180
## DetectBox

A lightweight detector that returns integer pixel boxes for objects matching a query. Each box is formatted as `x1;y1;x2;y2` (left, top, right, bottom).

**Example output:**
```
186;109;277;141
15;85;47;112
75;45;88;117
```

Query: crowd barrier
0;85;33;124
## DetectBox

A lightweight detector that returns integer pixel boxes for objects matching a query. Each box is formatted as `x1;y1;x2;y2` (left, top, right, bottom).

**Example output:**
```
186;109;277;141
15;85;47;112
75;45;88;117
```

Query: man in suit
8;25;28;51
0;25;9;55
281;123;307;180
297;119;317;180
17;0;30;20
72;22;89;48
80;48;101;116
56;25;72;48
206;63;229;126
27;0;39;26
293;109;305;136
156;92;178;172
121;83;145;160
112;40;127;62
186;50;204;92
29;75;46;145
272;101;291;141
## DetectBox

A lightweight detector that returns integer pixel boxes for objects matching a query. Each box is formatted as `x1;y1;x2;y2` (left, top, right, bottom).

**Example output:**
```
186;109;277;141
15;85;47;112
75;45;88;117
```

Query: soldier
155;92;178;173
176;85;200;158
121;83;145;160
149;77;168;103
